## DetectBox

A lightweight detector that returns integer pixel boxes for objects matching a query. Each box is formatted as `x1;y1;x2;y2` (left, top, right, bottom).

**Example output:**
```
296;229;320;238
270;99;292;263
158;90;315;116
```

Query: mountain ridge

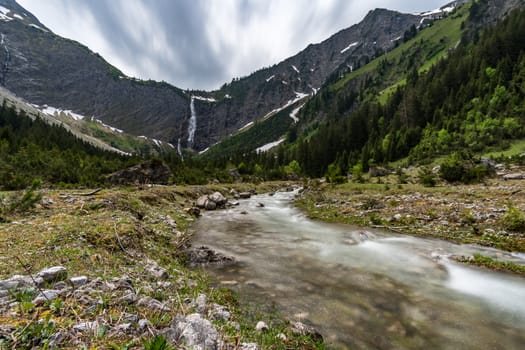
0;0;433;151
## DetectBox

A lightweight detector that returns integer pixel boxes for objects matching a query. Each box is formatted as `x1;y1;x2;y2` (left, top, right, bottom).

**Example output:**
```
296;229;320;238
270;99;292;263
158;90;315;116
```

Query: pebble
255;321;268;332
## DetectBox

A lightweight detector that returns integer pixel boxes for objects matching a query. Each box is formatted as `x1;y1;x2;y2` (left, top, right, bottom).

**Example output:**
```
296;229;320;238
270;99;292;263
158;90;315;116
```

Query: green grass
482;138;525;159
457;254;525;275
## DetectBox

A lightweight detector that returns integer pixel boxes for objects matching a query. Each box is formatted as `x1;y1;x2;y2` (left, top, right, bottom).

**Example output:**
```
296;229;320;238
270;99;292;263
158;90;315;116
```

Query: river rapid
190;189;525;349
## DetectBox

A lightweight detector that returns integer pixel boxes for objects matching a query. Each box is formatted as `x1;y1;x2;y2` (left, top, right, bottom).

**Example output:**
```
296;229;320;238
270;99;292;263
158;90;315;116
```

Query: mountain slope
275;3;525;177
0;0;190;145
0;0;431;152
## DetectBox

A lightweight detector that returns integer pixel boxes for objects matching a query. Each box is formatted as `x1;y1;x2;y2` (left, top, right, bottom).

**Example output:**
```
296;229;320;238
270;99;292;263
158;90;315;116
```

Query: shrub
501;205;525;232
439;151;492;183
418;167;436;187
1;179;42;220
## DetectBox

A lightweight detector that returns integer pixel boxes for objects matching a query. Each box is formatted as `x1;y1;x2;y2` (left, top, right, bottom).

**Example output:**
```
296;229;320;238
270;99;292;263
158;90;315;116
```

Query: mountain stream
190;189;525;349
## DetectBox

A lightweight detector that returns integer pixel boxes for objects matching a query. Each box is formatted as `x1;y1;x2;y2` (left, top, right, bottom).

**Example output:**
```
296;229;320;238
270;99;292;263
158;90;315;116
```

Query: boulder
209;192;227;207
107;160;172;185
239;192;251;199
169;313;219;350
196;195;209;208
205;200;217;211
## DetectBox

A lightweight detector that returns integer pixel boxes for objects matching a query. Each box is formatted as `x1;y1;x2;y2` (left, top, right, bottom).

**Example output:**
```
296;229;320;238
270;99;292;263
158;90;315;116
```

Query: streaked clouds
18;0;445;90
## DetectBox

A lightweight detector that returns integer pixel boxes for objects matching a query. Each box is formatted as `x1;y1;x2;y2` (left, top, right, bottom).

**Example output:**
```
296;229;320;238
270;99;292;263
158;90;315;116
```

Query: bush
1;180;42;220
439;151;492;183
418;167;436;187
501;205;525;232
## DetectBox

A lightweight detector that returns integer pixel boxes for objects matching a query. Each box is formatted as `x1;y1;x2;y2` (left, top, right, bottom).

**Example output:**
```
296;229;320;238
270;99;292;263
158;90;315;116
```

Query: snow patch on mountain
90;117;123;133
258;91;309;122
291;65;300;74
341;42;359;54
289;103;306;123
266;75;275;82
256;138;285;153
238;121;254;132
193;95;216;103
40;105;85;121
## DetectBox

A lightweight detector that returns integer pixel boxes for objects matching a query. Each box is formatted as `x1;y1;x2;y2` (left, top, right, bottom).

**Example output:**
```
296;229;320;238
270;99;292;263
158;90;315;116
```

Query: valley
0;0;525;348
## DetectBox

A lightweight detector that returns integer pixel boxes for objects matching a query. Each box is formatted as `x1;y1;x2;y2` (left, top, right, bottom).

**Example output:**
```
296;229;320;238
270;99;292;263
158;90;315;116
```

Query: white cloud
17;0;446;90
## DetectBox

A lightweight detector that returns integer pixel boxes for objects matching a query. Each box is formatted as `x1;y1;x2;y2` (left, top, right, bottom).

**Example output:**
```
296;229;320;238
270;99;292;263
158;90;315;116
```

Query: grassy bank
0;182;322;349
295;178;525;253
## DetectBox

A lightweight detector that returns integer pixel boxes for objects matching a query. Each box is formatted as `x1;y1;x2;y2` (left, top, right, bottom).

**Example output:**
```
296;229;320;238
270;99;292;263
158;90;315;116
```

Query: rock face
107;160;172;185
0;0;431;151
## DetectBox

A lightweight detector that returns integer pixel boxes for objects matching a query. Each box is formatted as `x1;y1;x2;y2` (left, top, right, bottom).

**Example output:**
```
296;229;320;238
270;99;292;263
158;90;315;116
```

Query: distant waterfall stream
187;96;196;148
191;190;525;349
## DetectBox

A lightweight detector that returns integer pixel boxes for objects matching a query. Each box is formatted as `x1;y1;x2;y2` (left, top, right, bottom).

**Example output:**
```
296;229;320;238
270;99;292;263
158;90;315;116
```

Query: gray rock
69;276;88;287
52;281;70;290
0;274;43;290
146;264;169;280
185;207;201;217
169;313;219;350
209;304;230;322
503;173;525;180
239;192;252;199
119;292;138;305
123;313;139;323
195;293;208;313
240;343;259;350
138;319;150;331
48;332;66;347
137;296;170;312
209;192;227;207
204;200;217;211
37;266;67;283
291;321;323;342
110;276;134;290
196;195;209;208
255;321;268;332
186;246;235;265
113;323;132;334
73;321;100;333
33;289;60;305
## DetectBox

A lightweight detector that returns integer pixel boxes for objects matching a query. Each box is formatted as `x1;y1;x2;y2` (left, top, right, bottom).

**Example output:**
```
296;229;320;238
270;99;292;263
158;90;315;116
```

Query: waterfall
187;96;196;148
177;138;184;161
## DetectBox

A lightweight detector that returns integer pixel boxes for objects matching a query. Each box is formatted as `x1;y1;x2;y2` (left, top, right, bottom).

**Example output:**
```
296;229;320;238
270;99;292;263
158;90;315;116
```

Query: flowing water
190;190;525;349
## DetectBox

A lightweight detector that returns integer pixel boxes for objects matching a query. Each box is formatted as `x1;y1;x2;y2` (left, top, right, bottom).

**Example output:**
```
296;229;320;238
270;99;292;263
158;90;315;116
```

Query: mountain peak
0;0;49;31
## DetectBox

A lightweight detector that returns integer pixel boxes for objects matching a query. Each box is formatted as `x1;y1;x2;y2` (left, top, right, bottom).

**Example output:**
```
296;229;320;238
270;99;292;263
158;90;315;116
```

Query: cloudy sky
18;0;445;91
